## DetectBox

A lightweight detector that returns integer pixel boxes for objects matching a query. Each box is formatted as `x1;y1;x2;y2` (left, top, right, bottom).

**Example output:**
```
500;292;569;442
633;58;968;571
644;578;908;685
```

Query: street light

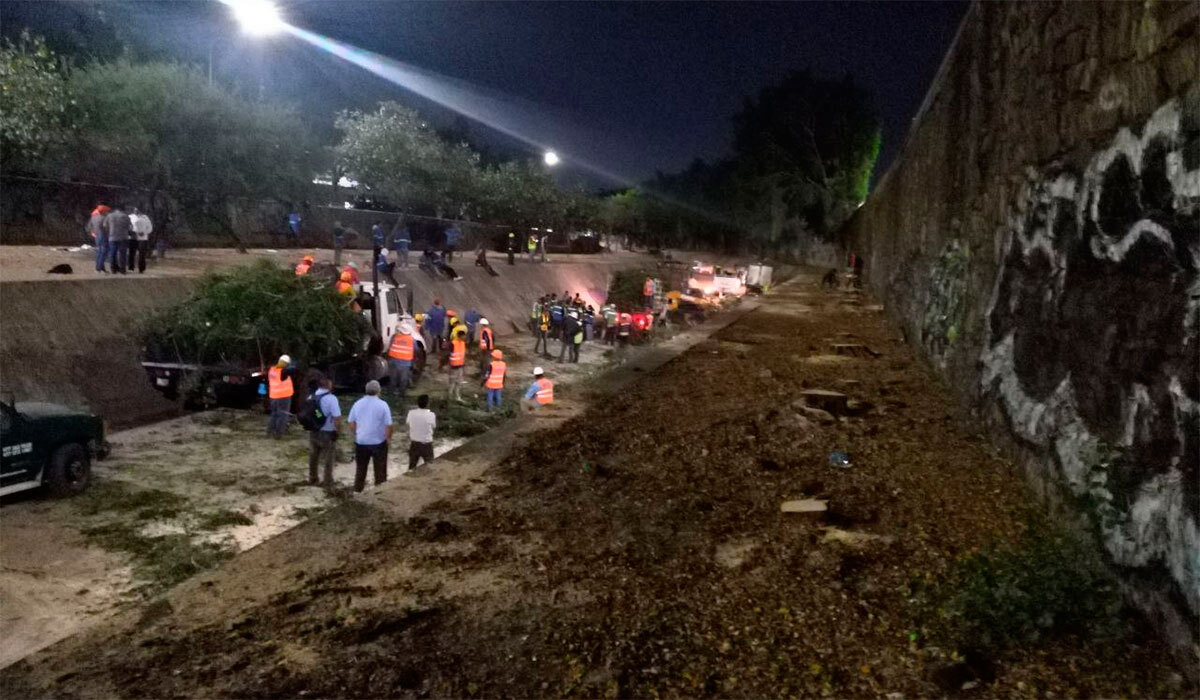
543;150;560;167
210;1;286;86
227;0;286;36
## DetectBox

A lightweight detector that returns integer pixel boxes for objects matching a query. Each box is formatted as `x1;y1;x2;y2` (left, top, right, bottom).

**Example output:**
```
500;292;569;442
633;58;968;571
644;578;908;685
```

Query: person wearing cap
387;320;416;401
521;367;554;412
534;303;551;358
347;380;393;492
477;318;494;375
506;232;517;265
266;354;298;438
481;349;506;411
295;254;315;275
447;328;467;402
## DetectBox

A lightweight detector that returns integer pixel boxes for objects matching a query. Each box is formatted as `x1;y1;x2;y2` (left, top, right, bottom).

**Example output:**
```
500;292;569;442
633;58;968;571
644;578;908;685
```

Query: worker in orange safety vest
295;254;314;275
266;354;296;438
447;329;467;402
481;349;506;411
477;318;495;375
387;320;416;400
521;366;553;412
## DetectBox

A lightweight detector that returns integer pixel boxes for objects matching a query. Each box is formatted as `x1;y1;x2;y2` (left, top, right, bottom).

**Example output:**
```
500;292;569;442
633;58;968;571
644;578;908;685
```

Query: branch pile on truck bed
140;260;364;370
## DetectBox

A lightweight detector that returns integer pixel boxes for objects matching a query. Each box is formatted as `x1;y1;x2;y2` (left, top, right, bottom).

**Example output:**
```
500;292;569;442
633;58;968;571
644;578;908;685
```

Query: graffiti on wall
921;238;969;367
981;99;1200;612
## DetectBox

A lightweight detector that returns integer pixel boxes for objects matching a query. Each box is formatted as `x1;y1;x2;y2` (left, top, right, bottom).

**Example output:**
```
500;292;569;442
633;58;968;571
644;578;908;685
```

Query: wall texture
840;0;1198;654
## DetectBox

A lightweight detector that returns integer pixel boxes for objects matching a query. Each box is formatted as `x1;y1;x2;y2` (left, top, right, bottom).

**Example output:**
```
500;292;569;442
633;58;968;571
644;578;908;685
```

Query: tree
731;71;881;239
0;31;73;171
68;61;317;246
335;102;482;218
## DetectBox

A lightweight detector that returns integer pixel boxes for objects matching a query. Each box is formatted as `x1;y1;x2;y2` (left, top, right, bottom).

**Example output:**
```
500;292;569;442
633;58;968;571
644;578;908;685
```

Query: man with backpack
301;374;342;488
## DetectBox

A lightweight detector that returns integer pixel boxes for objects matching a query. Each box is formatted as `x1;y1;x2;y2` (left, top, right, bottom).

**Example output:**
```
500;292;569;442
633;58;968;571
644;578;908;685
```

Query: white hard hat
398;321;413;335
278;354;291;365
480;318;489;326
533;366;544;376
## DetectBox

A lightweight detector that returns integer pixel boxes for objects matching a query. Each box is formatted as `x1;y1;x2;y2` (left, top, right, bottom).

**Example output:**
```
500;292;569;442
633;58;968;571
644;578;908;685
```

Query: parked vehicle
0;399;109;497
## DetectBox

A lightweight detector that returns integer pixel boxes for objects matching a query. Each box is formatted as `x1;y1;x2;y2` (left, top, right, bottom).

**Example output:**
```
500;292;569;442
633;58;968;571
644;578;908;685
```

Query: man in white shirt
128;208;153;274
405;393;436;471
346;380;393;492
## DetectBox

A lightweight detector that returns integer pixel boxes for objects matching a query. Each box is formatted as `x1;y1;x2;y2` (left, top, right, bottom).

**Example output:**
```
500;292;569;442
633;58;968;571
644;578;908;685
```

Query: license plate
156;377;169;386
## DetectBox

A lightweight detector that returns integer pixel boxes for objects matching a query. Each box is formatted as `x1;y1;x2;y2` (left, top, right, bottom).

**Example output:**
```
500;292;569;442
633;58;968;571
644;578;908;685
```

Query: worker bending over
521;367;554;412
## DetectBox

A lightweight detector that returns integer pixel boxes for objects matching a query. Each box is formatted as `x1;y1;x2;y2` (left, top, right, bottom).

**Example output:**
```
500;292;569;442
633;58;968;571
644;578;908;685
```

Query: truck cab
0;400;109;498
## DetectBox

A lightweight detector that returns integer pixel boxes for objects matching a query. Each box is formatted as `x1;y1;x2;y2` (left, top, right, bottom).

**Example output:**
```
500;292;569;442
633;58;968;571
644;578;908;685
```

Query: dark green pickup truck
0;400;109;498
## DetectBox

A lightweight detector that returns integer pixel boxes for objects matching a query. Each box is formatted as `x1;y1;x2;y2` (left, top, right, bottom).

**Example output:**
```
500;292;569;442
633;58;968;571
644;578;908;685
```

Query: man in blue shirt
371;221;385;250
347;380;394;492
287;210;301;242
443;226;461;262
391;220;411;267
425;299;447;354
308;375;342;489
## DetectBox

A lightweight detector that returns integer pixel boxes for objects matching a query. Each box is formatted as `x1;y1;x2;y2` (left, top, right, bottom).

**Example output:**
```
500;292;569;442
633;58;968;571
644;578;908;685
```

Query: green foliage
196;509;254;530
606;268;658;311
335;101;482;216
82;522;232;594
140;260;362;368
0;31;73;168
914;519;1124;653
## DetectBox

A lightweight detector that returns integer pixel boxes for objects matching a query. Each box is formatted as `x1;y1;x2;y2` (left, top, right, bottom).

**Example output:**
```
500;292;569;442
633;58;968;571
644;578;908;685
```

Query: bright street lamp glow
226;0;286;36
543;150;560;167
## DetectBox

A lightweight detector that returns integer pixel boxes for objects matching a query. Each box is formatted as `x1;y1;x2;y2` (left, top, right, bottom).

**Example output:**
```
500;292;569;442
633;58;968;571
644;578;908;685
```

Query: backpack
296;393;327;432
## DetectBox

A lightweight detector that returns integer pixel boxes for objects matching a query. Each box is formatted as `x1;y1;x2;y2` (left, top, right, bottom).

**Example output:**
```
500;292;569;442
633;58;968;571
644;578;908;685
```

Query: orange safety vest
449;339;466;367
388;333;414;361
267;366;293;399
486;360;506;389
295;262;311;275
535;378;554;405
335;281;354;297
479;326;493;350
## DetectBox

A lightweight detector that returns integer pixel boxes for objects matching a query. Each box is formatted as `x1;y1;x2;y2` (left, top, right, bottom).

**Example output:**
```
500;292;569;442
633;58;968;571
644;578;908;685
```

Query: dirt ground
2;273;1189;698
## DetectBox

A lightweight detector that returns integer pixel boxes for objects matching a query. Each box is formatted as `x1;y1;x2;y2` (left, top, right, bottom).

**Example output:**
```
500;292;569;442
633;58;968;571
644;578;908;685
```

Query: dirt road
2;273;1187;697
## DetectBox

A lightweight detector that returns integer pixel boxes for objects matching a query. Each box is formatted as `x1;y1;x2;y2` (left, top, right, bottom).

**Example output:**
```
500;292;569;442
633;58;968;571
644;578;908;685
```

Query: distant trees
334;101;575;228
0;32;73;169
68;62;317;243
618;70;882;255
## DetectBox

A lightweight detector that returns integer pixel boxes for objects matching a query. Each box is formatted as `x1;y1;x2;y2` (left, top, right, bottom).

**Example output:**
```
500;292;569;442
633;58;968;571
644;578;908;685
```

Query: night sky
3;1;968;188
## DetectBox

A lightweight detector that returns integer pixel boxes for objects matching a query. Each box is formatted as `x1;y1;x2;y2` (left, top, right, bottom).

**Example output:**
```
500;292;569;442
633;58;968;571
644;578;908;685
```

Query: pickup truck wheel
45;443;91;497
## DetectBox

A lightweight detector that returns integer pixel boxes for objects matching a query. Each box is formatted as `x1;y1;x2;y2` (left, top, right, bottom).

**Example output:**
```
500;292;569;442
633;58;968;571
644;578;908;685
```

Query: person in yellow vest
266;354;297;438
481;349;506;411
295;254;314;275
386;320;416;401
527;233;538;262
521;366;553;412
478;318;495;375
447;329;467;402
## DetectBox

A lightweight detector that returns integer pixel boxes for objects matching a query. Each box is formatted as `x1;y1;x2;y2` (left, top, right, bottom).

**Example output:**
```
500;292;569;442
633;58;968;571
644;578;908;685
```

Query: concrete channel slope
0;250;653;427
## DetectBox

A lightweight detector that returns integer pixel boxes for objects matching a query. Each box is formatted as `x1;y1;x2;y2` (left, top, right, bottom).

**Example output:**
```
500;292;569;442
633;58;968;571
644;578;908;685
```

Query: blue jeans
109;239;128;272
267;397;291;437
486;388;502;411
95;236;109;271
389;360;411;397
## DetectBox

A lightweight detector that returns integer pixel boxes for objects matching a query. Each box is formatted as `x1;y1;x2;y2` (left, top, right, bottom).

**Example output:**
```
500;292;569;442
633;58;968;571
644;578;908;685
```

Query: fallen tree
140;260;363;369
